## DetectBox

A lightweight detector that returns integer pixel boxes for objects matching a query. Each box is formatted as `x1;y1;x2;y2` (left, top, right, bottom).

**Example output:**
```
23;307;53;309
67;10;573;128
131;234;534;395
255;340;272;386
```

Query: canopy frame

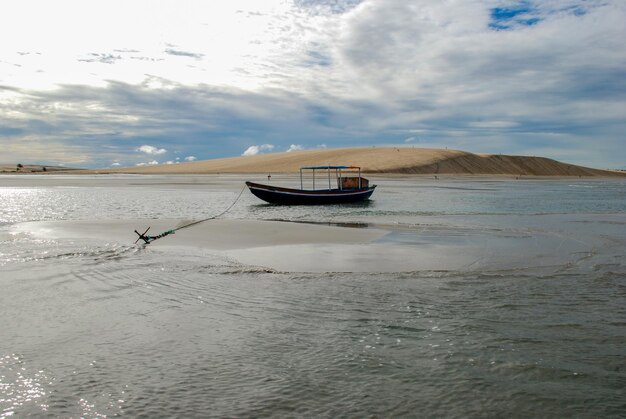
299;165;362;190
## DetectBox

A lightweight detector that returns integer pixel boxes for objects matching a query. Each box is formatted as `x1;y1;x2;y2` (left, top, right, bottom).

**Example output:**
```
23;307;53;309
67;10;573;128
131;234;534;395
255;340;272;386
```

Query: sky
1;0;625;169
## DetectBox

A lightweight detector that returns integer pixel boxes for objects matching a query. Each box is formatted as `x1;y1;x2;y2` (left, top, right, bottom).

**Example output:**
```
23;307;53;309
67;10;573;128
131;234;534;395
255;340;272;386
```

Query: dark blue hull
246;182;376;205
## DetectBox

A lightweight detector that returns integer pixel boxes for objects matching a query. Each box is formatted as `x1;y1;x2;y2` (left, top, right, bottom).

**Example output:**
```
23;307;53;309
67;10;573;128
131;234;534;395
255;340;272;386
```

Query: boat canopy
298;165;364;190
300;165;360;170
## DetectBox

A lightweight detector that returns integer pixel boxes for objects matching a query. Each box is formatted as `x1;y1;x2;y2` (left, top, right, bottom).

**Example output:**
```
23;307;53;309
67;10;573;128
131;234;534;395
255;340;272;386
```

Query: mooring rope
134;184;247;245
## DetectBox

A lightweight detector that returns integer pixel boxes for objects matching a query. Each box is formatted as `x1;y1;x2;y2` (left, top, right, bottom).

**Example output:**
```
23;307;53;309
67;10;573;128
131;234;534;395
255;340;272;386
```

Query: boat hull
246;181;376;205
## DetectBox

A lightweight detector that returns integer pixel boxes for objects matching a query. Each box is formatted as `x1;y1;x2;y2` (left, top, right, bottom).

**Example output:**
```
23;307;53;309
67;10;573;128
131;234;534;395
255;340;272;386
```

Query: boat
246;165;376;205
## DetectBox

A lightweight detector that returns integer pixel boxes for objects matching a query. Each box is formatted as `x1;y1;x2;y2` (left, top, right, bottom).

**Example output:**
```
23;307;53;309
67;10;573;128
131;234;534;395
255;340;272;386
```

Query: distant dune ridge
86;147;624;177
0;164;82;173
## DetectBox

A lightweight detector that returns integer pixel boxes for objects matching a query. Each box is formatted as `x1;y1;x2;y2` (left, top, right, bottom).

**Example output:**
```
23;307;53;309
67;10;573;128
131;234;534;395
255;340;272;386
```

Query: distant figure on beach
267;174;271;181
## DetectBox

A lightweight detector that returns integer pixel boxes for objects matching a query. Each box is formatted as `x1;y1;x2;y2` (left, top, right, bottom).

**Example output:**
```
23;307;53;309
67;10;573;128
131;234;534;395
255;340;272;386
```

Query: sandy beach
68;147;625;177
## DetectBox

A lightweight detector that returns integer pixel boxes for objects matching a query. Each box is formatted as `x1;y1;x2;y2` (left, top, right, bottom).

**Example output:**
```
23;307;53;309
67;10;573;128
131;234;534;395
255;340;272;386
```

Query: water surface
1;175;625;417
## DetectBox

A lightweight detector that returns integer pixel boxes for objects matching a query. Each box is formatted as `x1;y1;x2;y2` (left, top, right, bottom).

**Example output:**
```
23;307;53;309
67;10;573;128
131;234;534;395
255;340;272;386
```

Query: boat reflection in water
246;165;376;205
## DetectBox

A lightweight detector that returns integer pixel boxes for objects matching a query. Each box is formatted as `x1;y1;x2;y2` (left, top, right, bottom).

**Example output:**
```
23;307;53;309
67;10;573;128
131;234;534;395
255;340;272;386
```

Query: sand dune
83;147;623;176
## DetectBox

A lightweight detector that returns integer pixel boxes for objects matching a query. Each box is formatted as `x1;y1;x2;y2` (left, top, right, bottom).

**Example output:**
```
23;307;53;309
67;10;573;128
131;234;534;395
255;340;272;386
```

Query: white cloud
136;160;159;166
0;0;312;91
242;144;275;156
111;161;121;166
184;156;197;161
137;145;167;155
286;144;304;152
285;144;326;152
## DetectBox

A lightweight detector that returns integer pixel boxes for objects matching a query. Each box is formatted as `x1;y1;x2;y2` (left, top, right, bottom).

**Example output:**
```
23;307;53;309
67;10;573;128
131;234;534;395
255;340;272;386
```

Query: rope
135;185;247;244
176;185;246;231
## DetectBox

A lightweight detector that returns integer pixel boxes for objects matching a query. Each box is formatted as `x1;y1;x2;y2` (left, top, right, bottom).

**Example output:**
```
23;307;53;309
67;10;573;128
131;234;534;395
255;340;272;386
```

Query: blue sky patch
295;0;362;14
305;50;332;67
489;4;541;30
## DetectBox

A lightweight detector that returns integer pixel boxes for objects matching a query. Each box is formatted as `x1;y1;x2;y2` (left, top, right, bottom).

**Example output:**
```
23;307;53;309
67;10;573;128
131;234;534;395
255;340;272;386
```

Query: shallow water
1;175;625;417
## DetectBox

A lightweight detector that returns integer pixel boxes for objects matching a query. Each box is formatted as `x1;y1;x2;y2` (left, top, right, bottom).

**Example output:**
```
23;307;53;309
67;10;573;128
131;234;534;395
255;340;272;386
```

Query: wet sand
5;172;619;273
15;216;592;273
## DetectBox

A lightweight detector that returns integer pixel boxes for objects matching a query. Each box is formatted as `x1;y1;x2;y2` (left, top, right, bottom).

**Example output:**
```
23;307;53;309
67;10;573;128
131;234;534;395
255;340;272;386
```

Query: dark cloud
2;80;365;167
78;53;122;64
0;84;24;93
164;48;205;60
130;56;164;62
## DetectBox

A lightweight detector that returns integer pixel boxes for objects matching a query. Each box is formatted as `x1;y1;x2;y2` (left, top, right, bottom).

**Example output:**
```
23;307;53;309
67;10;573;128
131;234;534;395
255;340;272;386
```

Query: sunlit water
1;174;625;417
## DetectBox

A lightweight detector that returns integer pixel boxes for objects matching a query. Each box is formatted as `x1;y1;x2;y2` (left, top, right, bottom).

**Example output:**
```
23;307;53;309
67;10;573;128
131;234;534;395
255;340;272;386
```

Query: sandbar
14;217;594;273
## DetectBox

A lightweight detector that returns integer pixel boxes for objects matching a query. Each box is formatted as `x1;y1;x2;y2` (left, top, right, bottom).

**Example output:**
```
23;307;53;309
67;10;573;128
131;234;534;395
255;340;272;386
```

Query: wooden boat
246;165;376;205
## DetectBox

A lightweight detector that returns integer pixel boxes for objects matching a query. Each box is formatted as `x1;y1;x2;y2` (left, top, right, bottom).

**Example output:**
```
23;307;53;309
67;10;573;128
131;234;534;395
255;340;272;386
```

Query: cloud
286;144;304;152
285;144;327;152
242;144;275;156
137;145;167;155
136;160;159;166
1;1;625;169
78;53;122;64
164;48;205;60
184;156;197;161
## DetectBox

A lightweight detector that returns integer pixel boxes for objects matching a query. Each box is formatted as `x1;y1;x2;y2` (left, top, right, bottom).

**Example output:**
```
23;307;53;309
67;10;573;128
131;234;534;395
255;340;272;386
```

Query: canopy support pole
328;167;331;190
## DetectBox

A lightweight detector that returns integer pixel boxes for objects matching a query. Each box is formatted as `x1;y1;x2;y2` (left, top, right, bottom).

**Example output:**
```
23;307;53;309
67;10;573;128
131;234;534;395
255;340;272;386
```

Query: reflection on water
1;175;625;417
0;355;50;418
270;219;372;229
